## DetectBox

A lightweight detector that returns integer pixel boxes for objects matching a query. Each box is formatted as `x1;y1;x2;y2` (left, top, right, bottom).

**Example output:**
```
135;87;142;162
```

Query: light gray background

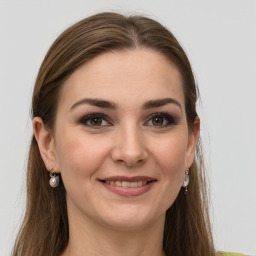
0;0;255;255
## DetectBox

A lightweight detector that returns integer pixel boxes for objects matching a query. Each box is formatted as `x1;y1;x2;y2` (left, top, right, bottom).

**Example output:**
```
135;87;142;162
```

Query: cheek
152;133;188;193
55;129;109;180
157;143;187;209
155;133;188;171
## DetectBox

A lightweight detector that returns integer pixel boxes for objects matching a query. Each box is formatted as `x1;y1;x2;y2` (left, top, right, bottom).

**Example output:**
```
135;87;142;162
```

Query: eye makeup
144;112;178;128
78;111;178;130
79;113;112;128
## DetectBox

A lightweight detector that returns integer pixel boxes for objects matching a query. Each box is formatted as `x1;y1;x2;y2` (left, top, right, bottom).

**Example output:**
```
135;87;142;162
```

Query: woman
12;12;244;256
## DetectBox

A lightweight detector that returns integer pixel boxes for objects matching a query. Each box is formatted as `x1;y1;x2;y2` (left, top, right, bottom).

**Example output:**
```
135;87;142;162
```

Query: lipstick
99;176;156;196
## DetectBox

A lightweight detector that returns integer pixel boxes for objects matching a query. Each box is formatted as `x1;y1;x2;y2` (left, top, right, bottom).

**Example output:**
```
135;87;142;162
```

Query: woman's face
43;48;198;230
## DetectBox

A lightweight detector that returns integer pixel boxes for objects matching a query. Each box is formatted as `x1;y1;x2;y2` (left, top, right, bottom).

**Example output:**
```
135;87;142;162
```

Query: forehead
59;48;184;110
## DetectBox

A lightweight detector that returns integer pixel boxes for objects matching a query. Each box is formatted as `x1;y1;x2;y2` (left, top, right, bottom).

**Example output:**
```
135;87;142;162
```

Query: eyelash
79;112;177;128
145;112;177;128
79;113;111;128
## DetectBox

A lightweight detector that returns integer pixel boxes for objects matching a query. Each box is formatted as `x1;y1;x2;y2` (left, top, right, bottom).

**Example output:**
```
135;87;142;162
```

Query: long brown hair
12;12;215;256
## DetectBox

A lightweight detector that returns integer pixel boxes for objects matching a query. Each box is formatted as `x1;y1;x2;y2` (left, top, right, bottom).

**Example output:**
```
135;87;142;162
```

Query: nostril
110;136;148;167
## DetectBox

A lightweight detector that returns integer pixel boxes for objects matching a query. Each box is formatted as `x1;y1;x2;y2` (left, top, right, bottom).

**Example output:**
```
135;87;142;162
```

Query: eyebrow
143;98;182;111
70;98;118;111
70;97;182;111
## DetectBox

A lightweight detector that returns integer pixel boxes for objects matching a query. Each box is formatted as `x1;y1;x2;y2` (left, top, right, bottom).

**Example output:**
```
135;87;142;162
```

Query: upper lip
99;176;156;182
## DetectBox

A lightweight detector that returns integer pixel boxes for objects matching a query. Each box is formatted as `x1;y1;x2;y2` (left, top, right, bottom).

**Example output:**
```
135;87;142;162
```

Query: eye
79;113;111;128
145;113;177;127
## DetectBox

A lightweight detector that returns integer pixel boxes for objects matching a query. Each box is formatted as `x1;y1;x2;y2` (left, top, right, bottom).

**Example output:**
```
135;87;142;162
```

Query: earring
49;169;59;188
182;168;190;194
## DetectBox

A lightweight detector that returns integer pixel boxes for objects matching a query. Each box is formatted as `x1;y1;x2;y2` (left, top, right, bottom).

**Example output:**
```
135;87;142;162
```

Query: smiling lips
99;176;156;196
104;180;147;187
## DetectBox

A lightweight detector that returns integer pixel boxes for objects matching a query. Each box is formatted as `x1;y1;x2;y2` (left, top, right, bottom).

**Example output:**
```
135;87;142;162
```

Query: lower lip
101;181;156;196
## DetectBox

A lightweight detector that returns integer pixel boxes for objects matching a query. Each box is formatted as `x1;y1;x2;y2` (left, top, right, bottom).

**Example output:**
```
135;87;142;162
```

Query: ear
186;117;200;168
33;117;59;172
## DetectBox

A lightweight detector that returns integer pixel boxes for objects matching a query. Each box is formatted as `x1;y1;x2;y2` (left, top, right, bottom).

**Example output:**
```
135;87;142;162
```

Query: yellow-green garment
218;252;248;256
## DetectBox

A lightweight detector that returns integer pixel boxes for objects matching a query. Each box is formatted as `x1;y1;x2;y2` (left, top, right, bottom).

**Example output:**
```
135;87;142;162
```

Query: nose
111;124;148;167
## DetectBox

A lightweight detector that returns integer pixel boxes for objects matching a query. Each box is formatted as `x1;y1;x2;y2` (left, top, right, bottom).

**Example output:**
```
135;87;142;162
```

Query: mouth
103;180;149;187
99;176;157;196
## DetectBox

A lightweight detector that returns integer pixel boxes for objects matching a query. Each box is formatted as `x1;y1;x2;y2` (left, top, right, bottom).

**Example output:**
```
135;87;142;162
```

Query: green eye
145;113;177;127
79;113;110;128
152;117;164;126
90;117;103;126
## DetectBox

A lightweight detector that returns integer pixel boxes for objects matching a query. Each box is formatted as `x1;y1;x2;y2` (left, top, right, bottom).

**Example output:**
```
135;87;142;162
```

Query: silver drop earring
49;169;59;188
182;169;190;194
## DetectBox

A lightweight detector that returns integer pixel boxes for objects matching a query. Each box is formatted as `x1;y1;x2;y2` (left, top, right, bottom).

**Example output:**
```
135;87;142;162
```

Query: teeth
122;181;129;187
104;180;148;187
130;181;138;187
115;181;122;186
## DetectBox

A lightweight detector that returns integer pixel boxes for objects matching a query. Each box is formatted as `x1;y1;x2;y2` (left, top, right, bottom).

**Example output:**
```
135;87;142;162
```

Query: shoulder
218;252;249;256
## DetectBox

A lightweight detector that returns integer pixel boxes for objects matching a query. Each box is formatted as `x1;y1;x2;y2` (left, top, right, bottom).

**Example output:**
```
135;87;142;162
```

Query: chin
102;217;154;231
96;206;164;231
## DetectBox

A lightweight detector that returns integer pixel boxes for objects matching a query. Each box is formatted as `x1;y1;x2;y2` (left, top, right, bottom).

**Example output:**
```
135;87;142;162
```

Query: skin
34;48;199;256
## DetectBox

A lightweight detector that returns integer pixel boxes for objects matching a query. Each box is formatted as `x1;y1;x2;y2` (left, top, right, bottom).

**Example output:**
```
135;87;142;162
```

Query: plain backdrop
0;0;255;255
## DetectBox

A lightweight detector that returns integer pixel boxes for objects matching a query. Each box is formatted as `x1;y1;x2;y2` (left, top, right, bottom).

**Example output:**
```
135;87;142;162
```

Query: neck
62;207;166;256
